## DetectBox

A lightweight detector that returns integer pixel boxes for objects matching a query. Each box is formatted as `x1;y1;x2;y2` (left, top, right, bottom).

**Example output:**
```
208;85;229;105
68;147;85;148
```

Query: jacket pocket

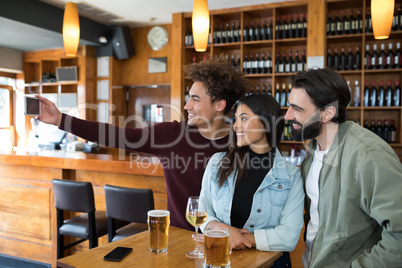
267;178;291;207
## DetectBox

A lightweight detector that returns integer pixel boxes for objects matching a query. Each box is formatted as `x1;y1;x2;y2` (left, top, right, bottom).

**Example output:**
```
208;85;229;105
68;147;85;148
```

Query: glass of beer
204;226;231;268
147;210;170;253
185;196;208;258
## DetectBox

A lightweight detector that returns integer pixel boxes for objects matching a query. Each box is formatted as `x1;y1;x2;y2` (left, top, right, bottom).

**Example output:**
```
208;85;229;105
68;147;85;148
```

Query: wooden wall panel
0;236;52;264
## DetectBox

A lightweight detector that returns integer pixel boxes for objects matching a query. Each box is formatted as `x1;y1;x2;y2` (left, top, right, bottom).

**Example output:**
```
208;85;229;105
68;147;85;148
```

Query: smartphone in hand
24;96;41;116
103;247;133;262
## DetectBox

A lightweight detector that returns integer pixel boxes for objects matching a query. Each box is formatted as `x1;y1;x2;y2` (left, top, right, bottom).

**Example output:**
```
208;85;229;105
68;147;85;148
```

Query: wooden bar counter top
0;150;166;267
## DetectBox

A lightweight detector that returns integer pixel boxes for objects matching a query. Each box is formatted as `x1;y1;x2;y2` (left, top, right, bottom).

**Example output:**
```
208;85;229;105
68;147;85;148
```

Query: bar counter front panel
0;151;166;267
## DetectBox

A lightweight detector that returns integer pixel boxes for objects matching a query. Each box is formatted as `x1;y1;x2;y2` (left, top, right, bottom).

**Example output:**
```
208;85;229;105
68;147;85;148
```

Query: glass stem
194;226;199;253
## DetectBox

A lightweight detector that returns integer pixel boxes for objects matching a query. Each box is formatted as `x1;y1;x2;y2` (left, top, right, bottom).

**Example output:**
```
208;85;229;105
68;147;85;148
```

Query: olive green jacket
302;121;402;268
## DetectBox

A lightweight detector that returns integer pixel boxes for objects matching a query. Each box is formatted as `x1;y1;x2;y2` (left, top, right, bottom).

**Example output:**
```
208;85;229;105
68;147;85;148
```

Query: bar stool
52;179;108;259
104;185;154;242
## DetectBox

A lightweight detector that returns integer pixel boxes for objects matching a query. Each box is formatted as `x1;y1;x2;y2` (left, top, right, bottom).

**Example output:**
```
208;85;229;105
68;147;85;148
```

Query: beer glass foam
147;210;170;253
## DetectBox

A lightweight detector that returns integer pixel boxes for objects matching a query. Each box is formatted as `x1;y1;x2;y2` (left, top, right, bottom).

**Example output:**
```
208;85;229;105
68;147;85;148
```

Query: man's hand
35;95;62;127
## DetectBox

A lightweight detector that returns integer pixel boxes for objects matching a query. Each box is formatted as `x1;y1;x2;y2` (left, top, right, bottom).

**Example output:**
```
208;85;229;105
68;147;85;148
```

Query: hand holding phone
24;96;41;116
103;247;132;262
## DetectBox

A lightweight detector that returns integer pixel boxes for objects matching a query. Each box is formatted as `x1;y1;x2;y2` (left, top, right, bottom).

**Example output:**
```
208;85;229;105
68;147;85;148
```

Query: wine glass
185;196;208;258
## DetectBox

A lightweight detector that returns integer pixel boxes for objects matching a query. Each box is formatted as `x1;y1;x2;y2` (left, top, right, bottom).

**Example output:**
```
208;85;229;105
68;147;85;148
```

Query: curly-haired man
37;56;247;230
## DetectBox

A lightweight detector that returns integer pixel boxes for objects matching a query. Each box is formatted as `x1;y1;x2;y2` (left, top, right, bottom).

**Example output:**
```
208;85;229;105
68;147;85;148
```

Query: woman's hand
35;95;63;127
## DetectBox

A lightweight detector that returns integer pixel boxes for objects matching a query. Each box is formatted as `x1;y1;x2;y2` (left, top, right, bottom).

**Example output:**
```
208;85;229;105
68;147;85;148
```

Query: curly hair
183;55;247;114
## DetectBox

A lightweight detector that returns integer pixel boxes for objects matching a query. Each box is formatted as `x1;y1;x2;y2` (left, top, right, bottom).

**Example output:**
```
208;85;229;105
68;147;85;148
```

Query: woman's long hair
217;94;284;187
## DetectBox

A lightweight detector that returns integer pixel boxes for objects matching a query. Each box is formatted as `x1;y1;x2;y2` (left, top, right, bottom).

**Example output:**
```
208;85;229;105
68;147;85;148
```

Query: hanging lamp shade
192;0;210;52
63;2;80;56
371;0;394;39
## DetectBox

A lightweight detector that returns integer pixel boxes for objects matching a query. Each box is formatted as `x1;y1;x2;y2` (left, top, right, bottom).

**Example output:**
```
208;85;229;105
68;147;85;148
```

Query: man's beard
290;119;323;141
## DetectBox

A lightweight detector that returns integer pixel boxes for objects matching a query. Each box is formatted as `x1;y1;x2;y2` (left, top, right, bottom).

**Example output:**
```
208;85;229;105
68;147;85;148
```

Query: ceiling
0;0;287;52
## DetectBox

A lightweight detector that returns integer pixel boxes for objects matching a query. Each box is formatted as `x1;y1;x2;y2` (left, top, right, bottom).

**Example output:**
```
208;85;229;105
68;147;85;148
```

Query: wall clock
147;26;169;51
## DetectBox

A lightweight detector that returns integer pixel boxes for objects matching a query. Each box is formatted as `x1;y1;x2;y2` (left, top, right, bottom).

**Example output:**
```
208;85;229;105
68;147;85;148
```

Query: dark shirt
59;114;229;230
231;147;275;229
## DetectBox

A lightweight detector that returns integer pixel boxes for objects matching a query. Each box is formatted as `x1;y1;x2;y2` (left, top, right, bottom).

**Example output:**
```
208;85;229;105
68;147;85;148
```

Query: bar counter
0;150;166;267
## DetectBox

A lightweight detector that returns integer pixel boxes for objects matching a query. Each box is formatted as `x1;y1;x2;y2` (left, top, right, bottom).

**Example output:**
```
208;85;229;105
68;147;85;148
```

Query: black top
231;147;276;229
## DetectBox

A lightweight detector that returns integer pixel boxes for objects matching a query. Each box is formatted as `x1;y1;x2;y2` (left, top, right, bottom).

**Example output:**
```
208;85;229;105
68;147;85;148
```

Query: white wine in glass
185;196;208;258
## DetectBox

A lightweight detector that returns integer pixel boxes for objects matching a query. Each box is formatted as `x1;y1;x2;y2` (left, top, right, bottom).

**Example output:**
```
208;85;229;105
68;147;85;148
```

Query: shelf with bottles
211;12;242;45
326;0;364;38
363;40;401;71
242;9;274;43
326;44;362;71
362;78;401;108
243;48;273;76
363;112;400;144
274;49;306;75
275;5;307;40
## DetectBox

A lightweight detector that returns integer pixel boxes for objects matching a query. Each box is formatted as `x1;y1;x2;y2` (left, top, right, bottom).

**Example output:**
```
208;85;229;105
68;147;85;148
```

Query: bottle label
291;63;296;72
386;56;391;65
331;24;335;32
395;55;399;65
378;57;383;65
344;21;350;30
371;57;376;66
279;64;284;73
297;63;303;72
259;61;264;69
352;21;356;31
337;22;342;31
285;63;290;73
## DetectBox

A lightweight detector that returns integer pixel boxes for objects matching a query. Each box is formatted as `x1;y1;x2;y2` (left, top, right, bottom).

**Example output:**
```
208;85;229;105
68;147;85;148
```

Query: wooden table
57;226;282;267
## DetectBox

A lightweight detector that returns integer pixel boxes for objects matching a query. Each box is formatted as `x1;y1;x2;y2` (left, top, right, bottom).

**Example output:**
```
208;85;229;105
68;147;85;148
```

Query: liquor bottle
289;51;296;73
371;44;378;70
275;84;281;104
354;80;360;107
386;43;393;69
383;120;389;142
289;15;296;38
354;47;361;70
275;52;281;73
213;24;218;44
221;24;227;43
295;50;302;72
295;14;301;38
243;22;249;42
378;43;385;69
275;16;282;40
268;19;273;40
333;48;340;70
266;52;273;73
280;83;287;107
335;12;342;35
259;52;265;74
261;20;268;40
389;120;397;143
365;44;371;69
249;53;255;74
385;80;393;107
282;16;288;39
370;119;376;133
249;21;255;41
340;47;347;71
243;54;249;74
301;50;307;71
255;22;261;41
356;10;363;34
347;47;353;70
327;13;333;36
342;11;349;35
365;9;372;33
370;81;377;107
363;81;370;107
394;80;401;107
394;42;401;69
283;52;289;73
302;13;307;38
255;53;260;74
376;120;383;139
377;80;385;107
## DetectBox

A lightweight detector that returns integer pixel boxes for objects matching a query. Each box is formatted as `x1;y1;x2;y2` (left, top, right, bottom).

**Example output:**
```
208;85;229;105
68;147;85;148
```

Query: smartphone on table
103;247;133;262
24;96;41;116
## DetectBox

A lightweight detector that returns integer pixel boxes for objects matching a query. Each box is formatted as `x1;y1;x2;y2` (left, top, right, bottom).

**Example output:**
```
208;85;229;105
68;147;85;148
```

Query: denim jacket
199;148;304;251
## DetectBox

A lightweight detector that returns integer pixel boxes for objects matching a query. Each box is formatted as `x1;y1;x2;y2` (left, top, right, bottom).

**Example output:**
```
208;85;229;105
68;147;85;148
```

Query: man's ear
216;100;227;112
322;106;336;123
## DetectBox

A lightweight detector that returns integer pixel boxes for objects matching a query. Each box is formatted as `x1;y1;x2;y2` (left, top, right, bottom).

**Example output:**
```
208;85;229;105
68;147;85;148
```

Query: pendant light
371;0;394;40
192;0;210;52
63;2;80;56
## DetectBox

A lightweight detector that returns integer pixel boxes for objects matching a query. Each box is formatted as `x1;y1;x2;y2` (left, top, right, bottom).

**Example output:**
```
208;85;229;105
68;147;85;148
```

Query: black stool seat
60;211;108;239
104;185;154;242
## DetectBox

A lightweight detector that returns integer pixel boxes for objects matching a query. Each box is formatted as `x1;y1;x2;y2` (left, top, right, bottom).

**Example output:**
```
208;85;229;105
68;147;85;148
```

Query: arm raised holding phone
35;95;63;127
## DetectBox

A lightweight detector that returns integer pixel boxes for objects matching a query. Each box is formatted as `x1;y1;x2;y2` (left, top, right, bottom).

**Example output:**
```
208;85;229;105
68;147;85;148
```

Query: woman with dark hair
198;94;304;267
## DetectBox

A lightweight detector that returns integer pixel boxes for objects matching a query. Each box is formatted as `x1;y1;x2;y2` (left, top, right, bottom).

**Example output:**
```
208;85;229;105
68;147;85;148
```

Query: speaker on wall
111;26;135;60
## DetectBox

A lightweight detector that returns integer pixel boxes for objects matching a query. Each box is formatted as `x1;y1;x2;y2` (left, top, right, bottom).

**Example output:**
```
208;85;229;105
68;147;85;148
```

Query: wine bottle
221;24;227;43
283;52;289;73
262;84;267;94
394;80;401;107
347;47;353;70
378;43;385;69
259;52;265;74
261;20;268;40
334;48;340;70
236;54;241;71
386;43;393;69
279;52;286;73
255;53;260;74
243;54;249;74
185;27;191;46
301;50;307;71
216;24;223;43
275;84;281;104
347;81;352;106
282;16;288;39
354;47;361;70
249;53;255;74
249;21;255;41
342;11;349;35
295;14;301;38
364;119;369;129
370;119;376;133
327;13;333;36
213;24;218;44
383;120;390;142
356;10;363;34
256;85;261;94
394;42;401;69
389;120;397;143
365;44;371;69
236;21;241;42
268;84;272;95
371;44;378;70
266;52;273;73
354;80;360;107
365;9;372;33
327;48;333;70
350;10;356;34
225;23;231;43
335;12;342;35
289;15;296;38
340;47;347;71
385;80;393;107
268;19;273;40
370;81;377;107
255;22;261;41
290;51;296;73
376;120;383;139
397;5;402;31
377;80;385;107
243;22;249;42
364;81;370;107
280;83;287;107
295;50;302;72
275;16;282;40
230;22;235;43
275;52;281;73
302;13;307;37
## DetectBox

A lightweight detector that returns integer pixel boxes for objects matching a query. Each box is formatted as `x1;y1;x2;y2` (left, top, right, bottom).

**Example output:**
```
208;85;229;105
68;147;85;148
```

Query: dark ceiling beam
0;0;107;45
